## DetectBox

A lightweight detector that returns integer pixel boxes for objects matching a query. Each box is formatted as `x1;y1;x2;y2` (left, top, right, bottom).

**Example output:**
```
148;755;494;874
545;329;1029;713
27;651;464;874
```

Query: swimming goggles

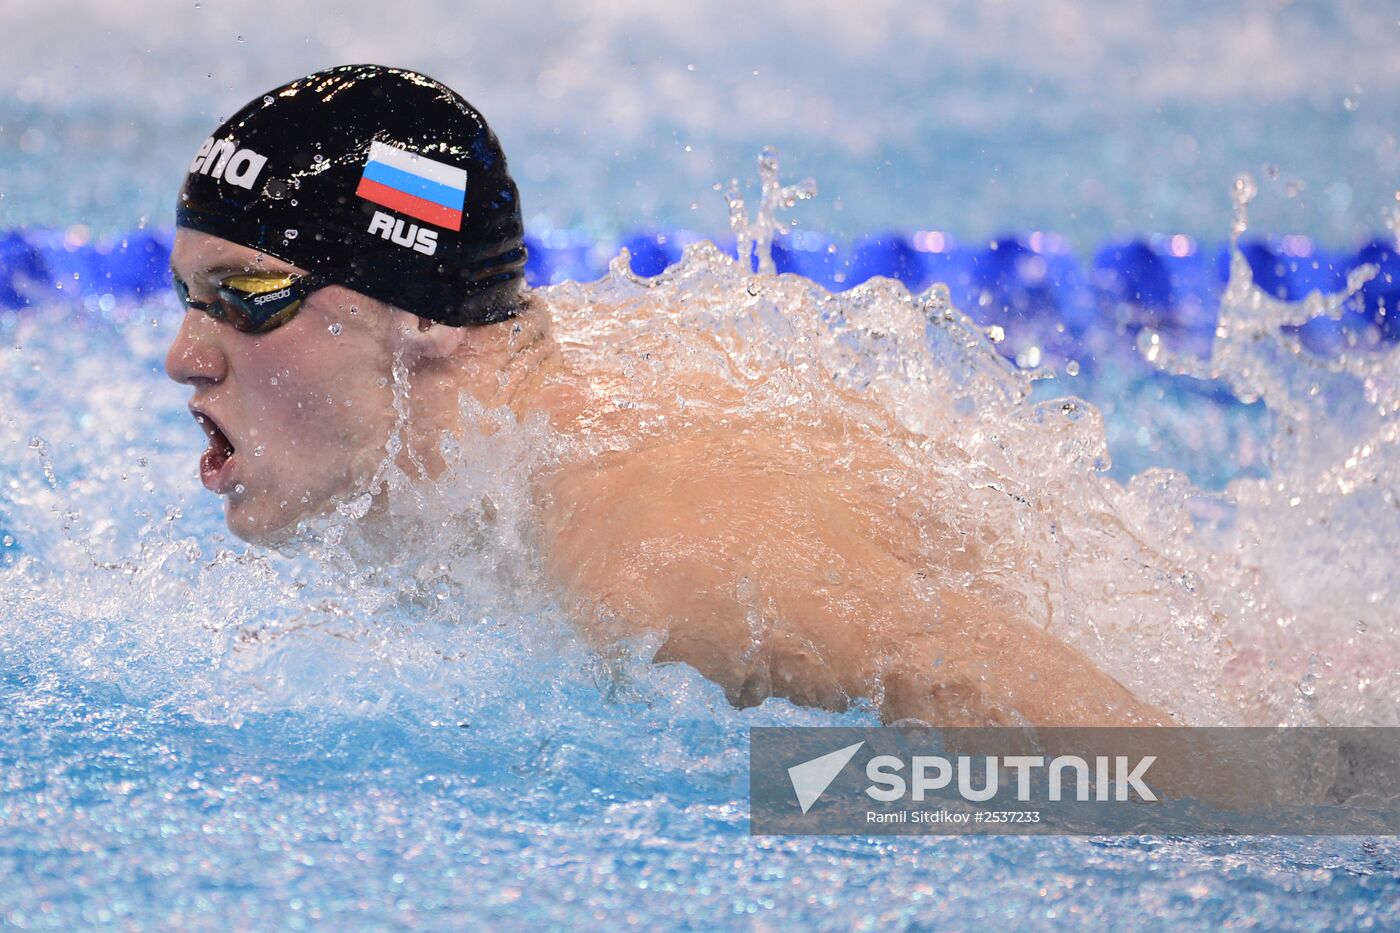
171;270;328;334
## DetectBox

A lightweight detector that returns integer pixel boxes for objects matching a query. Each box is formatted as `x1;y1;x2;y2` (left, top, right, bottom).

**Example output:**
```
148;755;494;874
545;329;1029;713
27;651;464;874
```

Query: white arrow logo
788;741;865;814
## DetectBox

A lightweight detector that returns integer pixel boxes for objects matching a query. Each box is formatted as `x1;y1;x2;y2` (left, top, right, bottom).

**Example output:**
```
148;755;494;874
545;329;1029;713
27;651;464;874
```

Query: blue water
5;673;1398;929
4;1;1400;928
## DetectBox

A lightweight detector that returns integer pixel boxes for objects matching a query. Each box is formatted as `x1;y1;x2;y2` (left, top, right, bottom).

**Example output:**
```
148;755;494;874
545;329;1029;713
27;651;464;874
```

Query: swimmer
165;64;1171;730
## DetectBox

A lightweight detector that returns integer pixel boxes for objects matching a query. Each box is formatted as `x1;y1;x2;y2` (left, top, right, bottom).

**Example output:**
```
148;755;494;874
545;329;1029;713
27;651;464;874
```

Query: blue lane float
0;232;49;310
1094;239;1217;359
1;228;174;311
771;230;841;287
1;227;1395;354
846;233;928;293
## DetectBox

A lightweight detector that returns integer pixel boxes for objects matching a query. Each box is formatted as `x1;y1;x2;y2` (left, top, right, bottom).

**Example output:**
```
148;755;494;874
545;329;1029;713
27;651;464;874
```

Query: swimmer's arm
543;462;1170;728
879;600;1173;728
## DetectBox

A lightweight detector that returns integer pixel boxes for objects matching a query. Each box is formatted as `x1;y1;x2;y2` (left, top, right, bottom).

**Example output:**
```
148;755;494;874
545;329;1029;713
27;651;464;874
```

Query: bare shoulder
536;423;906;595
532;419;1173;727
533;422;928;706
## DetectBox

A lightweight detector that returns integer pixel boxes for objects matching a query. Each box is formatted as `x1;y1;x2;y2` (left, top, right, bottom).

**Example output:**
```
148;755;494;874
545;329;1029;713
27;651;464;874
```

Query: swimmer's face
165;229;401;544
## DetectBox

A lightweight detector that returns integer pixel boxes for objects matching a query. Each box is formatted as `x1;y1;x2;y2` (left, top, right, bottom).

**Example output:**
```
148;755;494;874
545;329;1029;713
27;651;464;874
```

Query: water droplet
2;535;13;548
328;322;342;336
1298;672;1318;698
263;95;274;104
1343;96;1359;111
1356;620;1367;634
1065;360;1081;376
233;483;246;496
349;305;358;315
253;445;265;458
1233;173;1258;204
284;229;298;240
236;34;244;42
376;376;389;389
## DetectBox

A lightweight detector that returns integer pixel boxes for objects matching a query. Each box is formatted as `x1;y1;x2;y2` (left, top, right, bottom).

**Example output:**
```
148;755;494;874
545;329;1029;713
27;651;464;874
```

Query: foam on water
1;164;1398;925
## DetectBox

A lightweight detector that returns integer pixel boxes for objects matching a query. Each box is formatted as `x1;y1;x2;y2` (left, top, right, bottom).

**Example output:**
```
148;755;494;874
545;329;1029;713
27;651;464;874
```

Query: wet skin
166;232;406;543
168;229;1171;728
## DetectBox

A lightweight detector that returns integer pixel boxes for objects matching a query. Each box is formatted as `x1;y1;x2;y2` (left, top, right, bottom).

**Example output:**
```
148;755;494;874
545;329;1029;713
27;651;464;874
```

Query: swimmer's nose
165;309;228;387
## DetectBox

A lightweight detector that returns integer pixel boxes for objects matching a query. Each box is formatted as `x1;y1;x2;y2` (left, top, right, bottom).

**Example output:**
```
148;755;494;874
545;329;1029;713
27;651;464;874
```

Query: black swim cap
177;64;526;326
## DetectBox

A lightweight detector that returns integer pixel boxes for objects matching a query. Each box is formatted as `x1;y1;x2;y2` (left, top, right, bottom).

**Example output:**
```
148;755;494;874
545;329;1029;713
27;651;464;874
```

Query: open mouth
192;408;239;494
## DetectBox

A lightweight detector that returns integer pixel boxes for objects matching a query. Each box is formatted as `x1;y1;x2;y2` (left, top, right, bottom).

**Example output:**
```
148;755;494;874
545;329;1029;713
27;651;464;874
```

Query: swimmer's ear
387;309;465;361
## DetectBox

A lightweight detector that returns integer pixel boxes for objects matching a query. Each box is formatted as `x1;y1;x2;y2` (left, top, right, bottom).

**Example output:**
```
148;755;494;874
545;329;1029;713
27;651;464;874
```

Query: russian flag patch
356;141;467;231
